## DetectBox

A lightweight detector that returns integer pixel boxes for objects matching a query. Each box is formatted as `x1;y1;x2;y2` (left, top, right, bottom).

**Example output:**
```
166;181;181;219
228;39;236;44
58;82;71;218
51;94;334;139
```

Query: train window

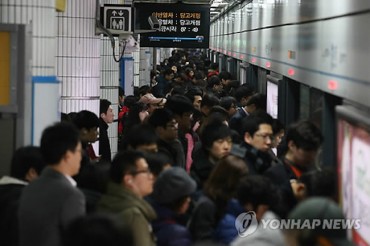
239;62;247;84
226;57;237;76
219;54;227;72
258;68;268;94
299;84;310;120
246;65;258;92
266;80;278;119
298;84;323;129
309;87;323;129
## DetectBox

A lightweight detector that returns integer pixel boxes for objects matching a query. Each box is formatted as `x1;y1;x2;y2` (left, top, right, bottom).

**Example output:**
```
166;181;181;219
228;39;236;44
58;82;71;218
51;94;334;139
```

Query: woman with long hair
188;155;248;244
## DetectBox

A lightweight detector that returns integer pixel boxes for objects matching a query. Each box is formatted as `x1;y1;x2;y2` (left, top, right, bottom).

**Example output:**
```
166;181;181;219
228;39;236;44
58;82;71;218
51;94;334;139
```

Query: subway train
209;1;370;244
0;0;370;244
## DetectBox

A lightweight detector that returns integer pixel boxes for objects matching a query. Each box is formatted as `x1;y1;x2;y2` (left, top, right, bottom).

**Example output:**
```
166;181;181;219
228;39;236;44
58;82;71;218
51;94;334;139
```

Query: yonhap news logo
235;211;361;238
260;218;361;230
235;211;258;237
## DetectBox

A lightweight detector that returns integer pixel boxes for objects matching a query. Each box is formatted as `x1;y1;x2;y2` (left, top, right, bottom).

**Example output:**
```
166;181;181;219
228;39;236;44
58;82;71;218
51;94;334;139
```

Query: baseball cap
139;93;166;106
288;197;355;246
152;167;196;204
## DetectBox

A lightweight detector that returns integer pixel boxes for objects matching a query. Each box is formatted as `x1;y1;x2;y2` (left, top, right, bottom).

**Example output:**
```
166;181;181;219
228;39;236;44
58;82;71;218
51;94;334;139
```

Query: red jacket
118;106;129;134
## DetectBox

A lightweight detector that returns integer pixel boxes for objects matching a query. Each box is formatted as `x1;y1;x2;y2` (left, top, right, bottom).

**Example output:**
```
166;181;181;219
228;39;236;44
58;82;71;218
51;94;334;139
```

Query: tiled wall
1;0;135;157
0;0;56;76
56;0;101;115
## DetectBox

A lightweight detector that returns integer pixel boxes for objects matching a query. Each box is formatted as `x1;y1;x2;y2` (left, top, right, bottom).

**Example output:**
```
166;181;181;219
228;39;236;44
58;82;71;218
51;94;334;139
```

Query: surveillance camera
148;15;160;30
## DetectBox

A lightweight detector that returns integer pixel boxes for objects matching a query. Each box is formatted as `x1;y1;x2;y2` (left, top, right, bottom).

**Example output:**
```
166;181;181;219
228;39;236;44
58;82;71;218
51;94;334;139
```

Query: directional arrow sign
102;5;132;35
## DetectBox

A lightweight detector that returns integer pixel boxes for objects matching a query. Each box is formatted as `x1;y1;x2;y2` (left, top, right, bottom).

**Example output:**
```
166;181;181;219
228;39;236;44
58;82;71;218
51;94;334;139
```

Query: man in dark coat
99;99;114;163
18;123;86;246
0;146;46;246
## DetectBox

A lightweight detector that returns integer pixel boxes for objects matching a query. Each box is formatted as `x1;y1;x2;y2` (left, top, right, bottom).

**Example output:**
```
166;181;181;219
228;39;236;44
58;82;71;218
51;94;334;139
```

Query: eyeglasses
254;133;274;141
131;168;152;176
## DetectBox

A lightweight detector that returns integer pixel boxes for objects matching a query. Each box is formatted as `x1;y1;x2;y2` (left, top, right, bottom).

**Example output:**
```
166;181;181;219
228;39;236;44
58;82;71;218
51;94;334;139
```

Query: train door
258;68;268;94
226;57;237;78
266;74;282;120
214;52;219;64
239;61;248;84
278;77;300;127
218;54;226;72
236;60;241;83
285;81;341;167
321;92;342;166
210;50;216;63
246;64;258;92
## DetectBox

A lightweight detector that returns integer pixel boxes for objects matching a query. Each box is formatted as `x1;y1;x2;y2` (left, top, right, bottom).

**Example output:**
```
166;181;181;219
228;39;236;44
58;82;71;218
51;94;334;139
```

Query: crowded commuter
63;213;133;246
189;155;248;244
264;120;324;215
206;76;224;97
149;167;197;246
72;110;100;163
148;108;186;168
285;197;355;246
98;151;156;246
0;146;46;246
144;152;172;179
99;99;114;163
122;124;159;153
207;62;219;78
220;96;238;119
139;93;167;115
118;95;137;138
153;68;175;97
218;71;233;96
270;118;285;157
229;85;255;134
121;102;148;137
265;120;324;183
190;121;232;190
185;87;203;111
165;95;200;172
197;93;220;133
297;168;337;200
231;175;285;246
240;111;275;174
72;110;109;213
19;122;86;246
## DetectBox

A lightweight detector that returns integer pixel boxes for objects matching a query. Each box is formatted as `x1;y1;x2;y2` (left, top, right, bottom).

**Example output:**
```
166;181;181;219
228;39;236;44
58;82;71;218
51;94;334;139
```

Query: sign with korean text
134;3;210;48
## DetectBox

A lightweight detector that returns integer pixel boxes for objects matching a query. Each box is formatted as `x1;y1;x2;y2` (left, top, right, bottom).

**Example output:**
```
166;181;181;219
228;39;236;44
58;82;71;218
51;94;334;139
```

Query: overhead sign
134;3;210;48
102;5;132;35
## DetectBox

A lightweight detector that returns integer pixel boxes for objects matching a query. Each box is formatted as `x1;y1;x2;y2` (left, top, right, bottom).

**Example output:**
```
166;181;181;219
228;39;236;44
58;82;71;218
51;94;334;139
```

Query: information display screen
134;3;210;48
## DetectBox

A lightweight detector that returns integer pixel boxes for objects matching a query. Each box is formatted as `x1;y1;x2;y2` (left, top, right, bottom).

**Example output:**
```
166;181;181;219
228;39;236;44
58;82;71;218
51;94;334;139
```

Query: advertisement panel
337;106;370;245
266;80;278;119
